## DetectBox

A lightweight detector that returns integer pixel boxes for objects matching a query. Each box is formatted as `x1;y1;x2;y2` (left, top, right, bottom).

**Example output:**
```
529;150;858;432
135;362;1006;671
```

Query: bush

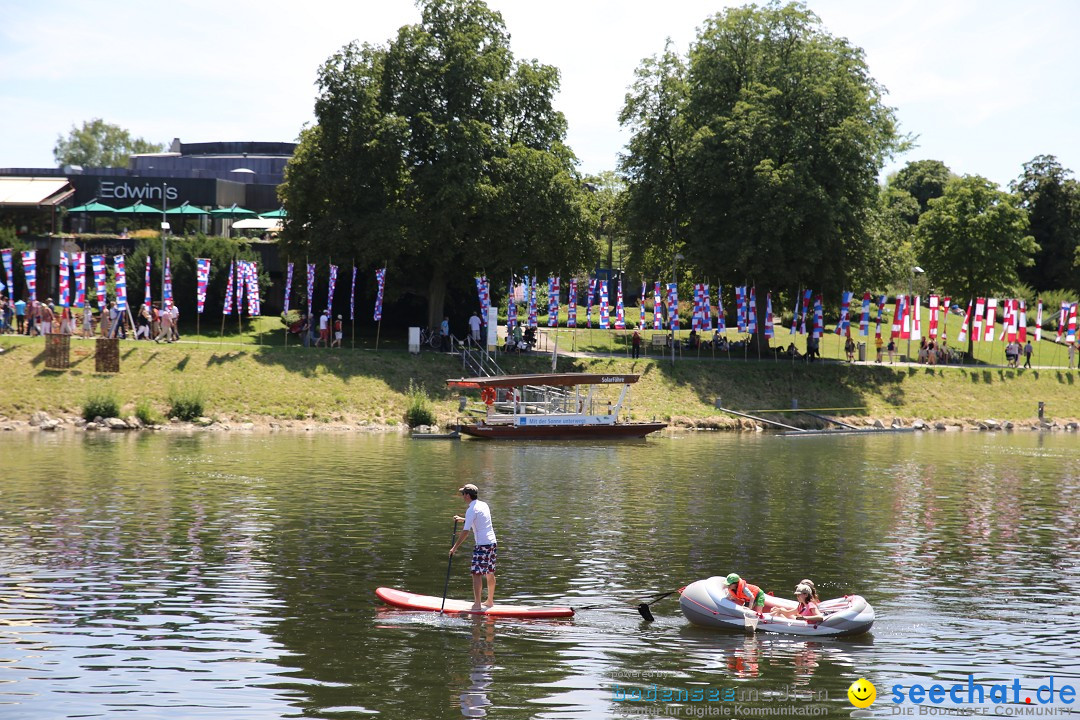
134;398;162;426
405;380;436;428
82;389;120;421
168;385;206;421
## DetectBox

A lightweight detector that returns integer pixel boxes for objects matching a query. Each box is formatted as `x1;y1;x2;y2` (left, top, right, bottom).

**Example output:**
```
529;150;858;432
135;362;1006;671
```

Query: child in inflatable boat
769;580;824;623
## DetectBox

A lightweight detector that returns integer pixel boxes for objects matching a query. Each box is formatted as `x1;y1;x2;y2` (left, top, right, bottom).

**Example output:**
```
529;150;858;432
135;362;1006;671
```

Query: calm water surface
0;432;1077;719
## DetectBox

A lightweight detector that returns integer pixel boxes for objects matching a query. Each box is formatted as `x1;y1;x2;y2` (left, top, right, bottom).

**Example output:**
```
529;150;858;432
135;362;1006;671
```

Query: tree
279;0;592;327
620;2;904;335
890;159;952;218
916;175;1038;357
847;187;917;293
618;41;692;278
1010;154;1080;292
53;119;165;168
581;171;627;271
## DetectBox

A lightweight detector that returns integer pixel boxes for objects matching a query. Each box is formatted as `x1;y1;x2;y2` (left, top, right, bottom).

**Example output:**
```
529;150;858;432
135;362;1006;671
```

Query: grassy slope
2;333;1077;425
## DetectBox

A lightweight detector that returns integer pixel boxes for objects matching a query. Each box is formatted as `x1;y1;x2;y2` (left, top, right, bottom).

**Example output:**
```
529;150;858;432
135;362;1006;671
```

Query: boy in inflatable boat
725;574;824;623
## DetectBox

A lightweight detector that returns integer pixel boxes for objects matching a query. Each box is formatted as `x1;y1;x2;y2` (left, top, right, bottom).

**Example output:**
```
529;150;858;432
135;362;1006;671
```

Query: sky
1;0;1078;189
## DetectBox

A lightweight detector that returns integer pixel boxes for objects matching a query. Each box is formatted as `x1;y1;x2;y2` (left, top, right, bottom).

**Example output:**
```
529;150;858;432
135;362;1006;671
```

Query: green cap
726;573;740;585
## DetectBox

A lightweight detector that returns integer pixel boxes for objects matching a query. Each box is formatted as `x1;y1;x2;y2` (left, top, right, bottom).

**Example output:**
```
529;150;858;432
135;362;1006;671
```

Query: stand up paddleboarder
450;483;498;611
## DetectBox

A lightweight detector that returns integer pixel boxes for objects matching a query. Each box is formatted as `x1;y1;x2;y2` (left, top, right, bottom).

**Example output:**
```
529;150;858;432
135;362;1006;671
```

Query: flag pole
374;259;386;352
256;259;262;347
236;256;242;338
351;258;356;350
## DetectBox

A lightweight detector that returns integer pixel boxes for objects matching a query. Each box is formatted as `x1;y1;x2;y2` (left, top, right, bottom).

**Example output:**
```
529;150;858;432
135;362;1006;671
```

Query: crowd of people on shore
287;309;345;348
0;295;180;342
5;293;1078;368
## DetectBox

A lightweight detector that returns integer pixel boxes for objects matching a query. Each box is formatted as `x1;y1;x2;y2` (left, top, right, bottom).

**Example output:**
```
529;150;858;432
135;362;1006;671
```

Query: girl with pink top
772;580;824;623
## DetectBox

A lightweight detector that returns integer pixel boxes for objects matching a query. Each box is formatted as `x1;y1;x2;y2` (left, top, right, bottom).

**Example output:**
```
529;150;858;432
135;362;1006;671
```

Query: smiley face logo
848;678;877;708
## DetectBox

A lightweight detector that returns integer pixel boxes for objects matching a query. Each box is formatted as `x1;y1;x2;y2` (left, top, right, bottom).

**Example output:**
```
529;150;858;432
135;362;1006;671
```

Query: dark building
0;139;295;310
1;138;295;233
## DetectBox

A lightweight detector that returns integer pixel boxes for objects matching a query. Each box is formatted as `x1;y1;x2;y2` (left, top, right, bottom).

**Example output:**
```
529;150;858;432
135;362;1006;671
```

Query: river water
0;432;1077;719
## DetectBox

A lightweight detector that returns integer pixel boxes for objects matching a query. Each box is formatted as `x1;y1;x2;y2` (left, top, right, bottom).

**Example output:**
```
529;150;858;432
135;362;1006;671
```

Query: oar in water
440;519;460;614
637;589;681;622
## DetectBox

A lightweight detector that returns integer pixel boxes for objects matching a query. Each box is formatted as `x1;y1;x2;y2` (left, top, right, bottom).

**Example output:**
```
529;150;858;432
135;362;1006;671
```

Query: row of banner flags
3;250;1078;342
482;273;1080;344
4;250;234;317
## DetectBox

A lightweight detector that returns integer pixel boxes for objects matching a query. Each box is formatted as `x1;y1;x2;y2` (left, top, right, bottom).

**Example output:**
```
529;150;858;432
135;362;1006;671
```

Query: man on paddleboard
450;484;498;610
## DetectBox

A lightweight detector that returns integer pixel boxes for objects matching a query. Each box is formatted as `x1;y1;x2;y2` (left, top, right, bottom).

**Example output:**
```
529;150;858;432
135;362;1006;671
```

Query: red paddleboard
375;587;574;618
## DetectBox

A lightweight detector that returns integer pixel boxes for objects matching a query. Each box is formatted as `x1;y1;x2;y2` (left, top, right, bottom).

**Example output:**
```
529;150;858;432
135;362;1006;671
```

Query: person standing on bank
450;483;497;611
440;315;451;352
469;311;482;345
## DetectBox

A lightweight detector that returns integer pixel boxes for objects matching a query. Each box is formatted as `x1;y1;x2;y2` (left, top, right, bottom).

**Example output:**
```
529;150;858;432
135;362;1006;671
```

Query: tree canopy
890;159;952;218
279;0;592;326
916;174;1037;310
619;1;904;311
53;118;165;168
1010;155;1080;293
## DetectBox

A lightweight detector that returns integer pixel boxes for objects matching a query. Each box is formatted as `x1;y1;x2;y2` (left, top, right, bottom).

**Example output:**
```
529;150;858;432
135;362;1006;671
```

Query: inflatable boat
679;577;874;637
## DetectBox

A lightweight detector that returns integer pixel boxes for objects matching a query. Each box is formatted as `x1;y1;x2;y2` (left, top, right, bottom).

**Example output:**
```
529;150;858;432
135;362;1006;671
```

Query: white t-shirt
464;499;497;545
319;313;329;330
469;315;482;334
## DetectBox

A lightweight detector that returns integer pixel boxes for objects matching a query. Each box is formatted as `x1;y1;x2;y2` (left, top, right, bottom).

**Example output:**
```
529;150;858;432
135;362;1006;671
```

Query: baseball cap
459;483;479;494
726;573;741;585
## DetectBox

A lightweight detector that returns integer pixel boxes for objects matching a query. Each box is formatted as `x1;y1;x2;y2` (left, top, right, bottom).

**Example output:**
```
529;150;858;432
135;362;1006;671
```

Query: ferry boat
447;373;667;440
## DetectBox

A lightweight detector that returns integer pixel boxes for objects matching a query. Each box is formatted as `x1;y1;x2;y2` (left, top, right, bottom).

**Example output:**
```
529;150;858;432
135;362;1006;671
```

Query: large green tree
916;175;1037;356
279;0;592;326
53;118;165;168
618;41;692;275
1010;155;1080;292
619;2;904;330
890;159;953;219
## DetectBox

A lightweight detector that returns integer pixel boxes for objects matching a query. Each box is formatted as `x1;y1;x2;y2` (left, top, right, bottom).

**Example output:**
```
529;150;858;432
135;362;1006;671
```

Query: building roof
0;177;75;206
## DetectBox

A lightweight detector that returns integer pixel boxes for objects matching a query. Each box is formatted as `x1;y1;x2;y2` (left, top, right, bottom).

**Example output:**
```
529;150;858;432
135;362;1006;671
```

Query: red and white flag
1018;300;1027;343
1035;300;1043;342
941;297;951;341
972;298;986;340
983;298;997;342
928;295;939;339
911;296;922;340
957;300;973;343
892;295;904;338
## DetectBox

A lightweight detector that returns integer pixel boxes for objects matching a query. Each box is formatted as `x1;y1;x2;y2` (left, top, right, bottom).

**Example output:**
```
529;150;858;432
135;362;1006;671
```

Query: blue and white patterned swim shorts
471;544;497;575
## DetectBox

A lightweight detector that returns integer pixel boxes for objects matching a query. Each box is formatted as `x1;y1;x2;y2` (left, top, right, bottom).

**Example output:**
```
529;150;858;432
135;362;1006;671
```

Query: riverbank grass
2;332;1077;426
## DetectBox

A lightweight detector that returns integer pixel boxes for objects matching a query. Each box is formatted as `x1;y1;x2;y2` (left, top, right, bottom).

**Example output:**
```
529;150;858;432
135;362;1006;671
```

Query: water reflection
460;619;496;717
0;432;1077;719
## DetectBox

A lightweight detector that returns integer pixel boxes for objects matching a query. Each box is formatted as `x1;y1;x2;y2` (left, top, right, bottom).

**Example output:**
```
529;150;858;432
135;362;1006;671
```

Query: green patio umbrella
166;201;209;234
258;207;287;218
115;201;162;215
68;199;116;213
210;204;257;218
165;201;209;216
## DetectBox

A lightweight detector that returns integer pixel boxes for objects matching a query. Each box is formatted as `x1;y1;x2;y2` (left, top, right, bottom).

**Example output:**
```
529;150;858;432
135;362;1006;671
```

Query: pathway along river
0;432;1077;719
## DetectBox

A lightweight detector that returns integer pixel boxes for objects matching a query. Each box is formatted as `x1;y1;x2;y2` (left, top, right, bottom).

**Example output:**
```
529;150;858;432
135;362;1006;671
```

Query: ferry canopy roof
447;373;641;389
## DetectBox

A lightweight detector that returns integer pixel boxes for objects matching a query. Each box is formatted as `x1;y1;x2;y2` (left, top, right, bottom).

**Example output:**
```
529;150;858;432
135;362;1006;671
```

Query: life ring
482;387;495;406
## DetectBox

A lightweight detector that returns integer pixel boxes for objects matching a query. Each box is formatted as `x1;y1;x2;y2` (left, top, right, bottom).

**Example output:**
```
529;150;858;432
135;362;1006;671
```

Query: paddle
637;590;679;622
440;519;460;614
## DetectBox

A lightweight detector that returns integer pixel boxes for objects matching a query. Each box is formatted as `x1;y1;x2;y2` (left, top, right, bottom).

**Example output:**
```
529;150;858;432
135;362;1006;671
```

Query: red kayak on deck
375;587;575;618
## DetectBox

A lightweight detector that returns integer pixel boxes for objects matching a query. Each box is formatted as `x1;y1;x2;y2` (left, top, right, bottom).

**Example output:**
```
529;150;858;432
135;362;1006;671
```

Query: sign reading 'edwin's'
98;181;179;202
